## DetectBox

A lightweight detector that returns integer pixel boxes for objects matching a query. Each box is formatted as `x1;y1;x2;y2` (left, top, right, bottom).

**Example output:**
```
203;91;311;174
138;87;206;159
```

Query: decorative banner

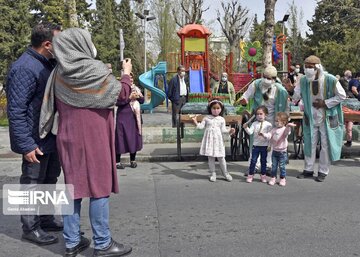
272;34;286;64
240;40;246;58
240;41;263;62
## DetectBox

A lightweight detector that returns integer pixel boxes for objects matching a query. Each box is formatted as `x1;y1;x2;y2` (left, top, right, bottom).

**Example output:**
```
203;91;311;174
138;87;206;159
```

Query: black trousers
20;152;61;233
116;152;137;163
171;96;187;127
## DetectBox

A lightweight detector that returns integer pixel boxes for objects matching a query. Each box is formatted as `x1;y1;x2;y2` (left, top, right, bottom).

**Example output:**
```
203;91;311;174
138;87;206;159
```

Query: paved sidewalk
1;159;360;257
1;108;360;256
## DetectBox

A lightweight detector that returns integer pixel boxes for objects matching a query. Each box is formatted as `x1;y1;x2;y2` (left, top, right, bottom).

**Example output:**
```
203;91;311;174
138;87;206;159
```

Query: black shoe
315;172;326;182
344;141;352;147
130;161;137;168
22;228;58;245
93;239;132;257
116;163;125;169
41;219;63;232
65;236;91;257
297;170;314;179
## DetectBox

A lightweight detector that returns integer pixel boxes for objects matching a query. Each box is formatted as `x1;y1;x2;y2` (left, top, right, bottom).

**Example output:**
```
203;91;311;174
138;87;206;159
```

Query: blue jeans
271;150;287;178
63;197;111;249
249;146;268;175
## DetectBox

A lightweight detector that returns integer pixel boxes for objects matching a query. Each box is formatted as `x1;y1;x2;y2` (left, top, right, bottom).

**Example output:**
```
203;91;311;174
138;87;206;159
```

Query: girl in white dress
192;99;235;182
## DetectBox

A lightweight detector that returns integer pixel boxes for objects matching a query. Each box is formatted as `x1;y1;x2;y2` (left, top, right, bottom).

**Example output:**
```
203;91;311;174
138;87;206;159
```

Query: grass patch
0;117;9;126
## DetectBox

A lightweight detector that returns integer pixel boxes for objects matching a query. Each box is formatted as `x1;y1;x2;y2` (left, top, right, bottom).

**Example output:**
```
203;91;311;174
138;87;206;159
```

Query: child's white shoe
225;173;232;182
246;174;253;183
268;177;276;186
209;172;216;182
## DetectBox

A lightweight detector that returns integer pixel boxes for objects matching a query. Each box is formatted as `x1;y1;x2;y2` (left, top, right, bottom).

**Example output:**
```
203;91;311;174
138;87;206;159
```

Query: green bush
0;117;9;126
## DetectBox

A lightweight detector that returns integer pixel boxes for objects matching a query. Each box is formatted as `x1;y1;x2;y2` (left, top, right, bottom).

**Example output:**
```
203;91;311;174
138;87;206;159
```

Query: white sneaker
209;172;216;182
268;177;276;186
225;173;233;182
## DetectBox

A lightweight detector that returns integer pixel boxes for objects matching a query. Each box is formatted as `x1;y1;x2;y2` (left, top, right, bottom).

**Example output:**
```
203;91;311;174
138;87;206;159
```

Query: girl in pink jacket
262;112;296;186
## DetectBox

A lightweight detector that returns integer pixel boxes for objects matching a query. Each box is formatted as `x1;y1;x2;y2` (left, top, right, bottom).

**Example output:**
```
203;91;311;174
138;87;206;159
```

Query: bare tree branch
172;0;209;27
217;0;251;51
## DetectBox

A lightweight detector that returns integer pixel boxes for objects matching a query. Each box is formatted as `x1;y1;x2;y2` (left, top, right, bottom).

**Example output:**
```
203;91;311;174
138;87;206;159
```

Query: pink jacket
264;126;291;152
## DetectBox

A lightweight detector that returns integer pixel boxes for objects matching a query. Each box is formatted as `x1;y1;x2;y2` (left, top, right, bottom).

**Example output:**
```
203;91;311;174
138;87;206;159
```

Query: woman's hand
229;128;236;135
122;58;132;75
242;123;248;129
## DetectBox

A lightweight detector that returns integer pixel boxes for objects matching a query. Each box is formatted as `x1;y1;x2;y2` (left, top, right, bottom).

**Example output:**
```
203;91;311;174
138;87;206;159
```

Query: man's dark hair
31;22;61;48
177;65;185;72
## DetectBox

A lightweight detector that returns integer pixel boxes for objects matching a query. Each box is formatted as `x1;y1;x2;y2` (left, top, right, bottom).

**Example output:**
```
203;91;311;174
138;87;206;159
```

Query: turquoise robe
300;74;344;161
248;79;288;149
252;79;288;114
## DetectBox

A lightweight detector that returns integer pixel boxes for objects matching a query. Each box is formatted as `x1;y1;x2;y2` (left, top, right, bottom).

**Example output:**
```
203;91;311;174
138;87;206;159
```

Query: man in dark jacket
168;65;189;127
339;70;354;98
6;22;62;245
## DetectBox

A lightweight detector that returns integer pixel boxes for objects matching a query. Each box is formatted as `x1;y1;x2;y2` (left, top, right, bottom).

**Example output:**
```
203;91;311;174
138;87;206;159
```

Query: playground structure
139;62;167;113
140;24;291;112
177;24;211;93
167;24;262;96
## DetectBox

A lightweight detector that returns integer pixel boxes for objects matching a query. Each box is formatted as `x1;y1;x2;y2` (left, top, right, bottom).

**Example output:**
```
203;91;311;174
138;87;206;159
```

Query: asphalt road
1;159;360;257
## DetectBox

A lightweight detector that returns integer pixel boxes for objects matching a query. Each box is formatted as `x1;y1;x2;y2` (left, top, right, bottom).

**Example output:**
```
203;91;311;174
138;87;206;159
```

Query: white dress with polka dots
196;115;230;157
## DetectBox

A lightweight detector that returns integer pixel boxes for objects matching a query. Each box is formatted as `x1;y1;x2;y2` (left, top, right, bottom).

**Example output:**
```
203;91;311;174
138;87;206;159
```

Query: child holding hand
264;112;296;186
192;99;235;182
243;106;272;183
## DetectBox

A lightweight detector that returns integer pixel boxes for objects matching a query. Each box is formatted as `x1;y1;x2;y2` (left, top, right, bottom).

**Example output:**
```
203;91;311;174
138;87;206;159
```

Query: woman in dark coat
115;73;144;169
39;28;132;256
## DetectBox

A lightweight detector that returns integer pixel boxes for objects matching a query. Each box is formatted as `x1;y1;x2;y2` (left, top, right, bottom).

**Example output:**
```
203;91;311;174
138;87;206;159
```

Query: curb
1;151;360;163
2;127;360;162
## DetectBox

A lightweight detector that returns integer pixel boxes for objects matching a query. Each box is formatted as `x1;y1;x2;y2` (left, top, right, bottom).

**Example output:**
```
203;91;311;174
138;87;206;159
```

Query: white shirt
241;80;277;124
292;74;346;126
245;120;272;146
179;76;187;96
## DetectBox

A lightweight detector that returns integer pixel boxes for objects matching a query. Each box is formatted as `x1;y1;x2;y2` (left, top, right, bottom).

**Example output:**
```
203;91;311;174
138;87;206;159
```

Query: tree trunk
229;44;237;72
262;0;276;69
66;0;79;27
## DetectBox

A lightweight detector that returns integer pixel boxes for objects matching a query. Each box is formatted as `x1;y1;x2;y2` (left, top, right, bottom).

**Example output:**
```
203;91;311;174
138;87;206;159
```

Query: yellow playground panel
184;38;206;52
